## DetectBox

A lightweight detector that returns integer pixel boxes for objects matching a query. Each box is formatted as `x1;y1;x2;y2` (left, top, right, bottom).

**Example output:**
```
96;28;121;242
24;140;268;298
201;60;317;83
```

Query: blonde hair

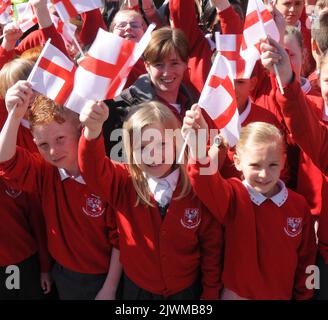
143;27;189;65
123;101;191;207
0;58;34;98
235;122;285;156
29;95;80;131
20;46;43;62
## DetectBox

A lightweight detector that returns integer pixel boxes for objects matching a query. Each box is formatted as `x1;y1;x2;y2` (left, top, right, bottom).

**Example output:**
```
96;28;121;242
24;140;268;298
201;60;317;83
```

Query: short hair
28;95;80;131
143;27;189;64
235;122;285;156
109;9;145;32
311;11;328;53
0;58;34;98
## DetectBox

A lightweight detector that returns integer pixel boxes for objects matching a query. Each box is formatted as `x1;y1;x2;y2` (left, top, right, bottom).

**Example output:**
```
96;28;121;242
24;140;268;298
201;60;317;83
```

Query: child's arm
95;248;122;300
182;105;233;224
261;37;328;175
0;81;32;163
141;0;164;27
293;207;317;300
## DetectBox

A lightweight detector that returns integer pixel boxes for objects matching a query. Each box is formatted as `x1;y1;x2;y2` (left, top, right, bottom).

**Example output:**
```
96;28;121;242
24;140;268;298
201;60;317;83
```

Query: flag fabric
28;40;76;106
215;33;258;79
50;0;103;22
0;0;13;24
51;13;77;47
198;53;240;146
73;23;156;102
242;0;280;52
14;1;38;32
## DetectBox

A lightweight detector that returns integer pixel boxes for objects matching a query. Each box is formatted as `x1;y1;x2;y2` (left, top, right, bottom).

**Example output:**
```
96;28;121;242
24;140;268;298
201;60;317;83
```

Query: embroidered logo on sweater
5;186;22;199
284;217;303;237
82;194;105;217
181;208;201;229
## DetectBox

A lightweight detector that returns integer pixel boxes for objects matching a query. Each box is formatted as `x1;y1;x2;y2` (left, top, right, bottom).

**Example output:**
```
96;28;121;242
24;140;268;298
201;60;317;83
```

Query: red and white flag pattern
242;0;280;53
28;40;76;106
0;0;12;24
15;1;38;32
51;13;77;47
73;24;156;102
215;33;258;79
50;0;103;22
198;53;240;146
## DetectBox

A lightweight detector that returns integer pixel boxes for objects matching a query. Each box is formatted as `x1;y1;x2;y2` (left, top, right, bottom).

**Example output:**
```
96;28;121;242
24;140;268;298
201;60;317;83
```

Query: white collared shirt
58;168;86;184
242;179;288;207
170;103;181;113
239;99;252;125
300;77;311;94
147;168;180;207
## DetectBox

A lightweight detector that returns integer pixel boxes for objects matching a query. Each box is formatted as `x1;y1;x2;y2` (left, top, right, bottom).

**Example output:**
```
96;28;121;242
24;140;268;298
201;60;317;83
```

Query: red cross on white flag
51;0;103;22
15;2;38;32
72;24;156;102
0;0;12;24
215;33;259;79
242;0;280;53
198;53;240;146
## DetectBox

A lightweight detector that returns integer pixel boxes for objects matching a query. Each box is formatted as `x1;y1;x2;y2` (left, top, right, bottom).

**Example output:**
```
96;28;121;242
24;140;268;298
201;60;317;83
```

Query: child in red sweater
182;106;317;299
0;83;121;300
78;100;223;300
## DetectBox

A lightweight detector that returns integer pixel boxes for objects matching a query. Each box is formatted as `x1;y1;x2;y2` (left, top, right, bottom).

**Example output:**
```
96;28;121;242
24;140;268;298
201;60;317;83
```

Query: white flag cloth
15;2;38;32
0;0;12;24
198;53;240;146
51;0;103;22
242;0;280;53
51;13;77;47
72;23;156;102
215;33;258;79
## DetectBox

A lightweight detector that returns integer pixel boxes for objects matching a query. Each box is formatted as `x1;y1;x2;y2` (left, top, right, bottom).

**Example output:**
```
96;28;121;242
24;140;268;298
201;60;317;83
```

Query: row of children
0;0;328;300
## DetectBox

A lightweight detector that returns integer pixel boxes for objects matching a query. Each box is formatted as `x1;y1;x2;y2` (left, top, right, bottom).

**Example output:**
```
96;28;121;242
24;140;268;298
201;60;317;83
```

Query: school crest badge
284;217;303;237
82;194;105;217
5;186;22;199
181;208;201;229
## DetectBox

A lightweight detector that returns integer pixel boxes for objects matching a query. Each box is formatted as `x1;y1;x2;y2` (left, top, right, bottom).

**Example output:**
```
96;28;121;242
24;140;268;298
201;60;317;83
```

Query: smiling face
234;141;285;197
274;0;304;26
32;120;80;176
111;11;146;42
133;122;175;179
145;50;187;103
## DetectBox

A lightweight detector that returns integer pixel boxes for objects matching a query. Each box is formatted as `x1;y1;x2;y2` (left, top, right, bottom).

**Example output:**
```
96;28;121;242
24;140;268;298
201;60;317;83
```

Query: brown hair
311;11;328;53
20;46;43;62
123;101;191;207
28;95;80;131
143;27;189;65
0;58;34;98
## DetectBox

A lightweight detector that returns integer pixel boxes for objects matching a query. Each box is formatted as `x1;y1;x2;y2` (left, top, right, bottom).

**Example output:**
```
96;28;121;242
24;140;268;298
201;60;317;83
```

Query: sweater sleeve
293;204;317;300
79;9;107;48
0;46;15;70
218;5;243;34
278;76;328;176
199;206;224;300
78;131;131;210
187;158;233;224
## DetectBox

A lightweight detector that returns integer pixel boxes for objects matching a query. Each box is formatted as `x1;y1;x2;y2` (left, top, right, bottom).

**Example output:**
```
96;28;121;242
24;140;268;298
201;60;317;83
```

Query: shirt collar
301;77;311;94
20;118;30;129
58;168;86;184
147;168;180;196
295;20;301;31
242;179;288;207
239;99;251;125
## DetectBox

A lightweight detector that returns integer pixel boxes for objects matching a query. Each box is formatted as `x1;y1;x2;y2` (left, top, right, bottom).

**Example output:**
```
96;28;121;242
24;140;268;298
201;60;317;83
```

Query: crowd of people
0;0;328;300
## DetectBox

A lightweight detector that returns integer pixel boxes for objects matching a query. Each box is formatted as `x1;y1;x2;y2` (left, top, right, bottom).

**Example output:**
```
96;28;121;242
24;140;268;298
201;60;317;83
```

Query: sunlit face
274;0;304;26
133;122;175;178
284;34;303;80
320;62;328;105
145;50;187;103
234;142;285;197
112;12;145;42
33;120;80;176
